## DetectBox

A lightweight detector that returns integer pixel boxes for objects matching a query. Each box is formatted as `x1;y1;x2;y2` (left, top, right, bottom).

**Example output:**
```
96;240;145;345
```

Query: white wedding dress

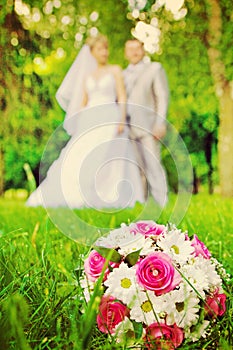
26;72;145;209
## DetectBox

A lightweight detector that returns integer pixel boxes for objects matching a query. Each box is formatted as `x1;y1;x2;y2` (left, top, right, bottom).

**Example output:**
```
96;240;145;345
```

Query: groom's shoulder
141;62;164;80
148;61;163;72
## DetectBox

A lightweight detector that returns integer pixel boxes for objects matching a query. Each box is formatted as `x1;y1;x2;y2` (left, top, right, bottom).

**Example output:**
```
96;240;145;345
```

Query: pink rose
97;296;129;334
205;290;226;317
84;250;118;282
130;220;166;238
136;252;181;295
144;322;184;349
191;234;211;259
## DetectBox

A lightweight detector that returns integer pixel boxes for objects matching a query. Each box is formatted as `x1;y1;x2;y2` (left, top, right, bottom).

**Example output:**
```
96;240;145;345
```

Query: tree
126;0;233;196
1;0;232;196
206;0;233;196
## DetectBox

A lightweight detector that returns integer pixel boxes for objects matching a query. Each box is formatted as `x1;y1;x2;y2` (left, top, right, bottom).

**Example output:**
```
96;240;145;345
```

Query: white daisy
104;263;138;304
211;257;231;281
164;286;200;328
140;237;157;256
95;225;129;249
157;228;194;264
130;290;163;325
80;276;95;303
96;224;148;256
180;256;222;297
117;234;148;256
193;256;222;289
185;320;210;342
179;262;209;298
113;317;135;344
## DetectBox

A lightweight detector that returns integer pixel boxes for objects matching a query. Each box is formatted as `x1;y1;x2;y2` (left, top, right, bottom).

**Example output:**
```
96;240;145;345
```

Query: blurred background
1;0;232;199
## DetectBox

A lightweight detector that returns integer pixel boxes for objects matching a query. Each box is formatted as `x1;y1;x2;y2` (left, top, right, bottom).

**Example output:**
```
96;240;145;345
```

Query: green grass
0;194;232;349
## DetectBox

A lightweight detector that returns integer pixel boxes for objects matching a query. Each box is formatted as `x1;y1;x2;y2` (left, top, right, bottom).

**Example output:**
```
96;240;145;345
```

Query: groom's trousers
129;130;168;207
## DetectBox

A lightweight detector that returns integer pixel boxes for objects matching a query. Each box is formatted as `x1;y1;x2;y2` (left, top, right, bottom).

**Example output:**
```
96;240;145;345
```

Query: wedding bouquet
80;221;228;349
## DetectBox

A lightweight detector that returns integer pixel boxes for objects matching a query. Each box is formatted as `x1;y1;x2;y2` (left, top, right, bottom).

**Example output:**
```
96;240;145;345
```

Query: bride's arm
80;86;88;108
112;65;127;134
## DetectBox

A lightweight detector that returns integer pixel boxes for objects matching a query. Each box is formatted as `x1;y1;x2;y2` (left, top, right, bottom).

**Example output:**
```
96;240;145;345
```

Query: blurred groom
124;39;169;207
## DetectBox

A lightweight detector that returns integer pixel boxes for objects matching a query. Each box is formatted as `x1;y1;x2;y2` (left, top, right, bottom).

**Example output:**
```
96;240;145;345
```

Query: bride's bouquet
80;221;228;349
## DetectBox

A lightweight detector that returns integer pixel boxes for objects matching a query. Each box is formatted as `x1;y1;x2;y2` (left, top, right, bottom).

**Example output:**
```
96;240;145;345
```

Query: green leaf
132;321;143;340
94;246;121;263
125;249;141;266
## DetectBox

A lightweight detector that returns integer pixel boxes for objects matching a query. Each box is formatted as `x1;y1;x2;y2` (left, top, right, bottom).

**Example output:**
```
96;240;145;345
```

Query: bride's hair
86;34;108;50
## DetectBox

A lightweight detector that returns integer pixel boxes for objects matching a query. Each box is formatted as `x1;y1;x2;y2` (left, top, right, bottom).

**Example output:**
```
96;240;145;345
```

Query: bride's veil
56;44;97;135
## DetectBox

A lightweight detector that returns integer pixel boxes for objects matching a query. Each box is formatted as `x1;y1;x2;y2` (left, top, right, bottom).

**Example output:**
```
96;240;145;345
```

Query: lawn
0;194;232;349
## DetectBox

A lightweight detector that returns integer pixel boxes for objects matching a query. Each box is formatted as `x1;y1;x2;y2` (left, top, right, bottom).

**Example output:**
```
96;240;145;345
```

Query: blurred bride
26;34;145;208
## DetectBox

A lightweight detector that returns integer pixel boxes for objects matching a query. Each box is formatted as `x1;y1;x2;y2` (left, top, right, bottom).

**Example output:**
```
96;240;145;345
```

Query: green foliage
219;0;233;81
125;249;142;266
1;0;233;192
160;2;218;128
1;293;31;350
94;246;122;263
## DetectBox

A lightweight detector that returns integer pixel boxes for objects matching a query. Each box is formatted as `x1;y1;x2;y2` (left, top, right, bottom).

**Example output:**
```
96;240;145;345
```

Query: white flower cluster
128;0;188;53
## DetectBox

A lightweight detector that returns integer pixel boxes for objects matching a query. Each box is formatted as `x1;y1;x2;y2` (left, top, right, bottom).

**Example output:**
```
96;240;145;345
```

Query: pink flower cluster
205;289;226;317
130;220;166;237
136;252;181;295
82;221;227;349
145;323;184;350
97;296;129;333
84;250;118;282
